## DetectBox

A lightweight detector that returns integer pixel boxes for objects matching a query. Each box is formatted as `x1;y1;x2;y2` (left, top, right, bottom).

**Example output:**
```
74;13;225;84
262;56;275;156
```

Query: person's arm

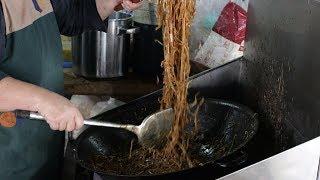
51;0;143;36
0;2;84;132
50;0;119;36
0;77;84;131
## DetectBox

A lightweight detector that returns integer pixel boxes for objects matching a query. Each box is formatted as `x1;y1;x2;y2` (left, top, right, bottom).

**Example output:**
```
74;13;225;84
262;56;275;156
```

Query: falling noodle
157;0;196;166
91;1;200;174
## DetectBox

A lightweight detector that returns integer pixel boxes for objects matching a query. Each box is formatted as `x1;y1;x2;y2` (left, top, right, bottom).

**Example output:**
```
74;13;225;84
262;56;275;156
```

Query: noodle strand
157;0;196;166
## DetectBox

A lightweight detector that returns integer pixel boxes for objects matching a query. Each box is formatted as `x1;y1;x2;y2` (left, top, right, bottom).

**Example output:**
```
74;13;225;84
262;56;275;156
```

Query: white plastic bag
67;96;125;140
191;0;249;68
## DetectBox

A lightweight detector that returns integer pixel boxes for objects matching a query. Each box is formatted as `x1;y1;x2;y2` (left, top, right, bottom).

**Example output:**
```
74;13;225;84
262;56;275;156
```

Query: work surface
64;71;161;102
219;136;320;180
63;62;207;102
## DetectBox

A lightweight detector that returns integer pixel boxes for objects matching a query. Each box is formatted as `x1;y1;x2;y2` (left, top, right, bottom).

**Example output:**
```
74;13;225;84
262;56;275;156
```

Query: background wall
241;0;320;151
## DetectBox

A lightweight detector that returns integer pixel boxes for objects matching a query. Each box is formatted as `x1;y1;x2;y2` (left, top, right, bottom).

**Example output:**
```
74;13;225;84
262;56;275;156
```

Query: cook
0;0;142;179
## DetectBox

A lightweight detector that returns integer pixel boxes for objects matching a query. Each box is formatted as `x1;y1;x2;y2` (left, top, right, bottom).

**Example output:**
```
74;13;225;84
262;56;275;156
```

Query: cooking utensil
72;11;139;78
132;1;163;76
73;98;258;179
132;22;163;77
8;108;173;148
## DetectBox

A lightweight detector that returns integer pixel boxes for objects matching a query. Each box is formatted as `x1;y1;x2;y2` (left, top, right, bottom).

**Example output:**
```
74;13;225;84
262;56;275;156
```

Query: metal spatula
9;109;174;148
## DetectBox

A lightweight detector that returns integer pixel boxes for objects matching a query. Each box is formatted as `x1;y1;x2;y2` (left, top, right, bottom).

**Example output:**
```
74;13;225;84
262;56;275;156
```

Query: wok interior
76;99;258;175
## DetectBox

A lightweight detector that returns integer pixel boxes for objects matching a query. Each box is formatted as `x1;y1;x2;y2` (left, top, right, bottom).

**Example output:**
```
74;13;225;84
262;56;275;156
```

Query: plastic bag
67;96;125;141
191;0;249;68
213;2;247;45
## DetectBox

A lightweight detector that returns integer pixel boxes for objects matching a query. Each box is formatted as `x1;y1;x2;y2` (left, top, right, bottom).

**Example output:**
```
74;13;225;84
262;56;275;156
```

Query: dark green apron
0;11;65;180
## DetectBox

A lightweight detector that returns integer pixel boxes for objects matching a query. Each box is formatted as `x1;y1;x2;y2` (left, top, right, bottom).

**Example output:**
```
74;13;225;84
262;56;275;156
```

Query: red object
115;0;141;11
213;2;247;45
0;112;16;128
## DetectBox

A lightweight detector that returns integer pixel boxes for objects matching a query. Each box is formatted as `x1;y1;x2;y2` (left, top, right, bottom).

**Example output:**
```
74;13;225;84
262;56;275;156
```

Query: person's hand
96;0;122;20
110;0;123;8
121;0;143;11
0;77;84;132
96;0;143;20
36;92;84;132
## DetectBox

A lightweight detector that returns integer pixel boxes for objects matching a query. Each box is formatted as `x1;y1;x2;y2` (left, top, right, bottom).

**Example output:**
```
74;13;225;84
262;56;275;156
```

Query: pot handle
117;26;140;35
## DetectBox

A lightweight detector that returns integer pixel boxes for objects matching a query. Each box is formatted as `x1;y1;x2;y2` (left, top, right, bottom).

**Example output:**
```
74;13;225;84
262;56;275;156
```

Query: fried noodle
157;0;196;167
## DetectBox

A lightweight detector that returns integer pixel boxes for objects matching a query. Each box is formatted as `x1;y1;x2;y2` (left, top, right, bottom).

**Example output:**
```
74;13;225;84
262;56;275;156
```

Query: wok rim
73;99;259;177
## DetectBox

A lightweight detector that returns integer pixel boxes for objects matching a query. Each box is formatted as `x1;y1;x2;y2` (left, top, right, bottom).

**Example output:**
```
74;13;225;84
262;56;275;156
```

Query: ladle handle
15;110;138;133
82;119;137;133
14;110;44;120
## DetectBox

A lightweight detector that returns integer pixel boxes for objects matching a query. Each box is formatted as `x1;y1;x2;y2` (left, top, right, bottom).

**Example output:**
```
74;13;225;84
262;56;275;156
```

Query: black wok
73;98;258;179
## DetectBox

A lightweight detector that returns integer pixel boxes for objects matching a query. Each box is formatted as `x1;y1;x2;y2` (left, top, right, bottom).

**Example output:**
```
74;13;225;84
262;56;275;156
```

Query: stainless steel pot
72;12;139;78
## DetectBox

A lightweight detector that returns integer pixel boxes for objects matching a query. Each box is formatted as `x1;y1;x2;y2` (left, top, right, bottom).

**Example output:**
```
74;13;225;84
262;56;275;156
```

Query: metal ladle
12;109;174;148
